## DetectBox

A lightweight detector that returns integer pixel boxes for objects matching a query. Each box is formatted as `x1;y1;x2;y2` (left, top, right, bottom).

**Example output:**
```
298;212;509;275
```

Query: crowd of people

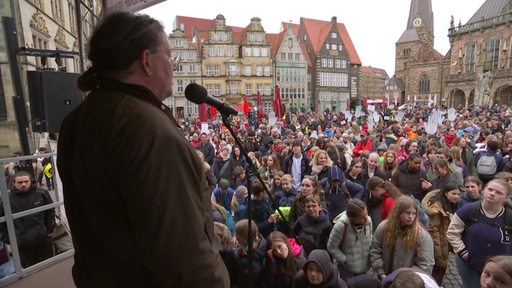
188;103;512;287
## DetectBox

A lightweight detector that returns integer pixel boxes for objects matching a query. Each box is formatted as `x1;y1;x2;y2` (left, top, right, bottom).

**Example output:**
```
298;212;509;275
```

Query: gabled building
445;0;512;107
274;22;309;112
359;66;389;102
297;16;361;112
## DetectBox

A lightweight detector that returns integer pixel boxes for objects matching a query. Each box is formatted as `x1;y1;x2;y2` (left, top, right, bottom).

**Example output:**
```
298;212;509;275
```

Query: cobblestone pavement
442;253;462;288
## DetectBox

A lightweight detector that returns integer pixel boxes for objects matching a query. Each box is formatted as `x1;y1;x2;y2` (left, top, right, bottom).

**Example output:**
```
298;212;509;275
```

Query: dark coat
58;79;229;287
391;161;428;201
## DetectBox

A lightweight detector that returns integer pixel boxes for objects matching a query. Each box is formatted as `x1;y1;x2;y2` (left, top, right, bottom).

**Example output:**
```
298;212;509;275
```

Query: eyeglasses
171;55;181;71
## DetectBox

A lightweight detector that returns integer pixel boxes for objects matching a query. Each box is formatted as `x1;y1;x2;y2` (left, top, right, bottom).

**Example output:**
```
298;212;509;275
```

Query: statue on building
475;70;493;107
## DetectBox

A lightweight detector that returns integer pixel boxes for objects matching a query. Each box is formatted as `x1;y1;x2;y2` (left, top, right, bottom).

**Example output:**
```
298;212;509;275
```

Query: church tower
395;0;434;80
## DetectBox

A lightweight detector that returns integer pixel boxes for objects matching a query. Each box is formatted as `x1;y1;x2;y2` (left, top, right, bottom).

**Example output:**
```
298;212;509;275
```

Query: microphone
185;83;238;116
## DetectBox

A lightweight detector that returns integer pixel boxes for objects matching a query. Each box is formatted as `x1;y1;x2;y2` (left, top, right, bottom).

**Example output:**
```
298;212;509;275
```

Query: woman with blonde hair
370;196;435;281
310;149;333;188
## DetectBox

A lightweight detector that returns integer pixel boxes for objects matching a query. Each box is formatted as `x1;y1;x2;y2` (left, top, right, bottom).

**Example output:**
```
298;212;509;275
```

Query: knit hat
366;176;384;191
235;186;248;200
377;143;388;151
219;178;230;189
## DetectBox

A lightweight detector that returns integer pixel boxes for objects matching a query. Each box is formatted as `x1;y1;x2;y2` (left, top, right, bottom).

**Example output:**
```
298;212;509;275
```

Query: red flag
198;103;207;122
243;96;250;117
256;91;264;120
273;85;283;118
209;105;217;119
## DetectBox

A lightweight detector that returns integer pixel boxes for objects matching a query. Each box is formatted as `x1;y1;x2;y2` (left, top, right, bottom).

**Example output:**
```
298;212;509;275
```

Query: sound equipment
27;70;82;132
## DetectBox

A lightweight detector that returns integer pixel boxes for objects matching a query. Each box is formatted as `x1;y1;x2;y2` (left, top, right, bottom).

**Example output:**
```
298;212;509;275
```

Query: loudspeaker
27;71;83;132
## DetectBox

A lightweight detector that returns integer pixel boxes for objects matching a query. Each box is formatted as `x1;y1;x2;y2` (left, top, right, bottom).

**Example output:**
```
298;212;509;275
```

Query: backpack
465;200;512;232
477;153;497;176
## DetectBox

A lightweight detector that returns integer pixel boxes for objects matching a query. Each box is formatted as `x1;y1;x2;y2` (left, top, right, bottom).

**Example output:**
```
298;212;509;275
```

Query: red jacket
353;138;372;158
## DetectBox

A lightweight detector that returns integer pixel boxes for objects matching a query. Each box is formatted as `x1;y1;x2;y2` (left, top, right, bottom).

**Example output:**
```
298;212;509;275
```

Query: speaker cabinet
27;71;82;133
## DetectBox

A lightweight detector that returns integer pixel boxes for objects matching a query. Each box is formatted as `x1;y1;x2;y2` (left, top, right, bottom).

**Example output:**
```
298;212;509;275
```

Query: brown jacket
422;190;451;268
58;79;229;287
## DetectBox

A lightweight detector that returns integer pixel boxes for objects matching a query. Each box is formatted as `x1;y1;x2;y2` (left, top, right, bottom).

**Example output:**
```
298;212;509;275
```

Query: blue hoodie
324;166;364;220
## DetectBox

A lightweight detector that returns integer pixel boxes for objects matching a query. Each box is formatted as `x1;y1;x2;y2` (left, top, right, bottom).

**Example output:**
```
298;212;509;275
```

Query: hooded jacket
324;166;364;220
294;249;348;288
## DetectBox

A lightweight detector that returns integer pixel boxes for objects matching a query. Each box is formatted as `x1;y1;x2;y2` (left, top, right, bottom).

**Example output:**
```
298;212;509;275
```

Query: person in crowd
480;255;512;288
234;219;267;288
422;147;438;182
391;153;430;201
370;196;435;281
324;165;364;221
452;136;477;177
211;179;236;214
476;139;505;184
231;146;248;170
310;149;333;188
353;130;372;158
263;231;306;288
57;12;229;286
289;176;325;225
380;150;398;181
232;165;247;188
213;146;236;188
344;158;364;186
198;132;216;166
366;176;404;225
213;222;238;286
423;158;459;192
212;201;235;236
444;127;457;148
275;174;298;230
196;150;216;191
447;178;512;288
293;194;332;256
269;171;284;198
422;184;461;285
232;185;248;222
436;147;464;187
0;171;55;268
383;268;440;288
250;180;278;239
294;249;348;288
282;140;312;191
327;199;373;281
458;176;483;208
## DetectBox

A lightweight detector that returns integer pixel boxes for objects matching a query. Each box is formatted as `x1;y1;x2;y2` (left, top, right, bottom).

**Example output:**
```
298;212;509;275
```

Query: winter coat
251;197;275;238
236;235;267;288
421;190;452;268
57;78;229;287
353;139;373;158
294;249;348;288
293;213;332;256
391;161;428;201
370;220;435;276
262;238;306;288
327;212;373;274
324;166;364;220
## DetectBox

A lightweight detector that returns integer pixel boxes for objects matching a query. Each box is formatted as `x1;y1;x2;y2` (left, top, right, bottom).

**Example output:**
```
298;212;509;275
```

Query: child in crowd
213;222;238;285
458;176;482;208
211;178;235;214
234;219;267;288
289;176;325;224
293;194;332;256
269;171;284;198
293;249;348;288
250;180;277;238
324;165;364;221
231;185;248;222
422;184;460;285
274;174;298;233
232;165;247;188
262;231;306;288
480;255;512;288
370;196;435;281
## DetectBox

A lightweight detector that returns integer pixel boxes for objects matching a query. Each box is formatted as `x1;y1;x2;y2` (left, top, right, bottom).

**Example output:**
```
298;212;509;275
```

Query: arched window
419;73;430;92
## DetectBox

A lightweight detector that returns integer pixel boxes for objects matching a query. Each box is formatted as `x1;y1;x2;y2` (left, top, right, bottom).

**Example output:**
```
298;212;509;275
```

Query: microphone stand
220;113;298;287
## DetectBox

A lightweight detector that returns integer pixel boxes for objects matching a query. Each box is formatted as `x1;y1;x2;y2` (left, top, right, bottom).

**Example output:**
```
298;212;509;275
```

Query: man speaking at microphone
57;12;229;287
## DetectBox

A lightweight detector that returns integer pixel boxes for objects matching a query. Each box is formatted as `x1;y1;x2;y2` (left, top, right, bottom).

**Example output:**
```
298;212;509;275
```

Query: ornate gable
411;42;443;64
55;27;69;48
30;11;50;37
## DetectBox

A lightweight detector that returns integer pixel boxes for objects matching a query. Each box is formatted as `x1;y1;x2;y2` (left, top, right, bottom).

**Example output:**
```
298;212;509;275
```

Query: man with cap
353;131;372;158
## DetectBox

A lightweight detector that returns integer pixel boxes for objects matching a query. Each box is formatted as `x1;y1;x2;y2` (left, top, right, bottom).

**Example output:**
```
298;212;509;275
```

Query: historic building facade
0;0;100;155
445;0;512;108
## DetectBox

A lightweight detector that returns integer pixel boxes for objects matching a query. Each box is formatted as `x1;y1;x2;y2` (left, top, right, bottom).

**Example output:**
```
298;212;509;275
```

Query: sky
141;0;486;76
